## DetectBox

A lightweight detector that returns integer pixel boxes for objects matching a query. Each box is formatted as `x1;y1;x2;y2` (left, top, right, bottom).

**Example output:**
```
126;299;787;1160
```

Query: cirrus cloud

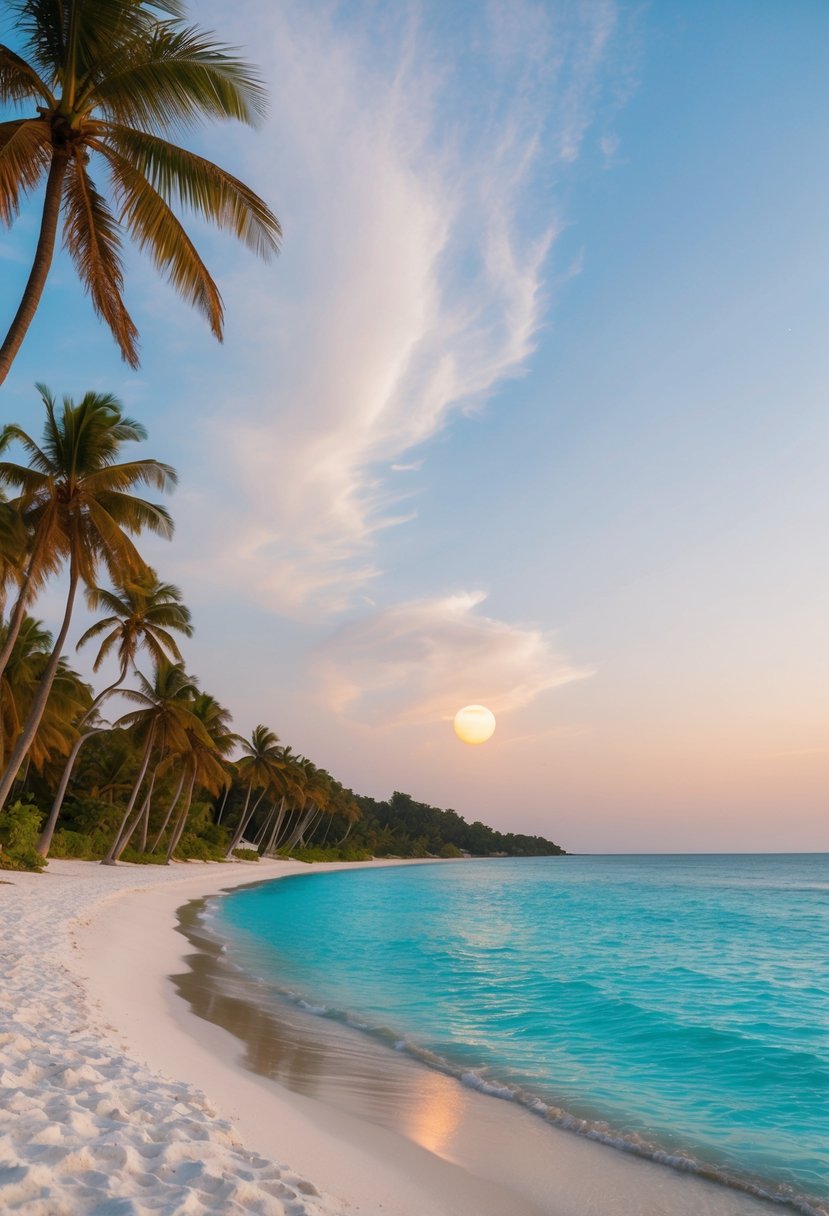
172;0;625;615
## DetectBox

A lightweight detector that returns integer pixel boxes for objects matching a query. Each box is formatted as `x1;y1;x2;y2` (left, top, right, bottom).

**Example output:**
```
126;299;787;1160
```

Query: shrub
290;844;373;863
173;832;226;862
49;829;108;860
439;842;462;858
198;821;229;848
0;801;46;871
62;795;123;836
120;849;169;865
232;847;259;861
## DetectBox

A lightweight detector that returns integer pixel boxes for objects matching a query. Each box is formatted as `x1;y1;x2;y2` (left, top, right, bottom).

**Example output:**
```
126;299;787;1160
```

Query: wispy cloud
315;591;590;726
177;0;622;614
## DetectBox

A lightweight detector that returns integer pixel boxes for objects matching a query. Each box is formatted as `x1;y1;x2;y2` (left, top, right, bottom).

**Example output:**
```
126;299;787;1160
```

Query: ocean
209;855;829;1215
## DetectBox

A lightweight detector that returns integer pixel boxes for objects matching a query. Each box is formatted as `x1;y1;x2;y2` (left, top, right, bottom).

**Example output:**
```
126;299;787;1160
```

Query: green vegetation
232;848;260;863
0;800;45;870
347;792;565;859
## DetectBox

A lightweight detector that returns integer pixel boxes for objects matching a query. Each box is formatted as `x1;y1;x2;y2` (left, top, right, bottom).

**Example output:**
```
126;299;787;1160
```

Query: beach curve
2;857;794;1216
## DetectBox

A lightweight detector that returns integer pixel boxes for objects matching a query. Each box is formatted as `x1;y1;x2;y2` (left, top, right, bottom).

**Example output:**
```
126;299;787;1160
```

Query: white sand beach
1;859;788;1216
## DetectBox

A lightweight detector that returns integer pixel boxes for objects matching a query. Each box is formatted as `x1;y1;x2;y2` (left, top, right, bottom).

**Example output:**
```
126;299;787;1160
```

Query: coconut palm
224;723;281;857
37;568;192;856
0;0;280;384
0;386;176;809
163;689;233;863
280;759;332;853
104;658;200;862
256;745;304;855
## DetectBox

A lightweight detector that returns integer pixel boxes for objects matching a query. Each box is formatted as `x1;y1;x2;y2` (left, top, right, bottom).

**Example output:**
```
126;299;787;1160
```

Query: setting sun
453;705;496;745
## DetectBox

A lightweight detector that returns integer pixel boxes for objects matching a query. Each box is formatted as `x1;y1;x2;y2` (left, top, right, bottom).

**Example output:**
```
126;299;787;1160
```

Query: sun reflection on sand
402;1069;464;1158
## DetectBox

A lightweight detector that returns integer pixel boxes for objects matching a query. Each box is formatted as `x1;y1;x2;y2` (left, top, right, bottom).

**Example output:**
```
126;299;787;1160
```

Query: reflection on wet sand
173;896;467;1161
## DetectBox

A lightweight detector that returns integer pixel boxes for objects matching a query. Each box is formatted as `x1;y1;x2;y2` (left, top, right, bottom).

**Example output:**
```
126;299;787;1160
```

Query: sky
1;0;827;852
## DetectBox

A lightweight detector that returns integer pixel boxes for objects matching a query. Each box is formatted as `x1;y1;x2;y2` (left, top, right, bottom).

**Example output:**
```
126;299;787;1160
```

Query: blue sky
1;0;827;851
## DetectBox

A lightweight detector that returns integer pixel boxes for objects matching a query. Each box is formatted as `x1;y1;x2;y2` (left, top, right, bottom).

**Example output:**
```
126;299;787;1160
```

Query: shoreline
1;858;801;1215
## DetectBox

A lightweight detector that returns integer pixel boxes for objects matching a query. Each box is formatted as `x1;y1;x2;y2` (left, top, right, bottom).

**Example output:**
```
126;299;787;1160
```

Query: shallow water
212;855;829;1215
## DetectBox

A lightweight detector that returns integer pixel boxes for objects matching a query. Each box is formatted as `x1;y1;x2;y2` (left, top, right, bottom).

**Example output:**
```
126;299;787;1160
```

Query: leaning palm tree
103;658;200;862
37;568;192;856
224;723;281;858
0;386;176;809
163;689;233;863
0;0;280;385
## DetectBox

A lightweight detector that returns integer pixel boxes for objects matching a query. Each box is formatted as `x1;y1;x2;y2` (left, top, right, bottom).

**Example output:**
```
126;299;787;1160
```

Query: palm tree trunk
165;768;196;864
0;153;69;387
37;727;100;857
102;723;156;864
253;802;277;847
136;761;160;853
150;766;186;852
116;758;159;858
262;796;288;855
224;778;252;855
0;559;79;810
225;782;267;858
272;804;298;853
281;805;319;853
38;661;129;857
215;783;230;824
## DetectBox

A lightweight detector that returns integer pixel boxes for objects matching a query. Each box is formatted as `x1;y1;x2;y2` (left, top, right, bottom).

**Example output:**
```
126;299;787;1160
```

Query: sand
0;858;790;1216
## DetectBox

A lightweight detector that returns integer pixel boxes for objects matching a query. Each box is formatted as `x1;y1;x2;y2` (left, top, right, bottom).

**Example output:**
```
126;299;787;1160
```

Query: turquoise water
213;855;829;1214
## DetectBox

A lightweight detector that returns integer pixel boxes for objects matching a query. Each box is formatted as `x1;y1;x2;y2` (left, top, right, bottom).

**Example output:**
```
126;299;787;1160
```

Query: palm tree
104;658;199;862
163;689;233;863
37;568;192;856
0;386;176;809
225;724;281;858
256;745;304;854
278;759;332;853
0;0;280;384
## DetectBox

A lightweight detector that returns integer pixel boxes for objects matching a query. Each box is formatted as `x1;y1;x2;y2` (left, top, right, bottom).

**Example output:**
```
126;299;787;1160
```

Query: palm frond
141;628;182;666
79;497;148;581
81;458;178;494
9;0;66;82
88;626;119;671
61;154;140;367
0;421;53;474
76;615;118;647
83;21;268;131
104;124;280;258
89;490;174;539
93;139;223;338
0;118;51;226
83;584;126;614
0;461;51;496
0;45;55;106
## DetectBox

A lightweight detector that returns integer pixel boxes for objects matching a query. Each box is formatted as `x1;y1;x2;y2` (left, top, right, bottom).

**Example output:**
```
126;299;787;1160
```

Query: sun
453;705;496;745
